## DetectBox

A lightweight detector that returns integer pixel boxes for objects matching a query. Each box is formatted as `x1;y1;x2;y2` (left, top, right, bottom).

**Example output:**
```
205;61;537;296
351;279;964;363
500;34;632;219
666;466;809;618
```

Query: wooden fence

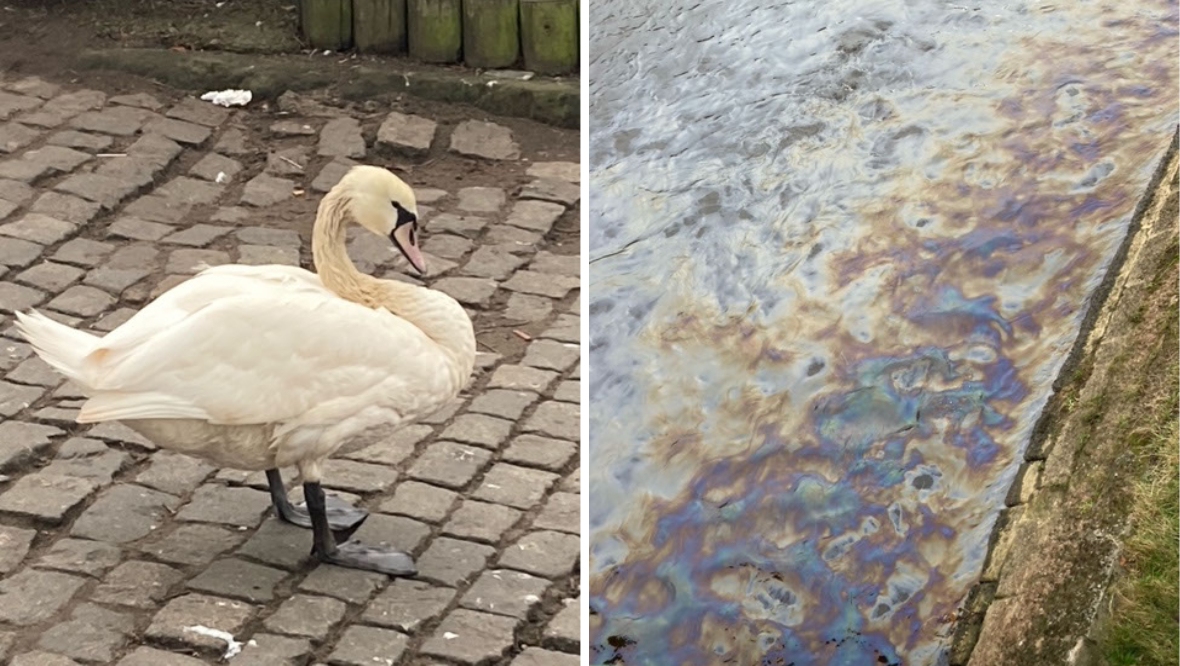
300;0;578;75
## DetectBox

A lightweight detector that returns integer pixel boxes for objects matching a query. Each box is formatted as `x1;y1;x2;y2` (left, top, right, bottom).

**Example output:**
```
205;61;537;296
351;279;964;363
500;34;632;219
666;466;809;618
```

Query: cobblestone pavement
0;74;580;665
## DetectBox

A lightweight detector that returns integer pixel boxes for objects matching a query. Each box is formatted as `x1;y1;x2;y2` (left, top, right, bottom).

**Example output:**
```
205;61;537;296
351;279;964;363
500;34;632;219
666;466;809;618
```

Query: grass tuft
1102;417;1179;666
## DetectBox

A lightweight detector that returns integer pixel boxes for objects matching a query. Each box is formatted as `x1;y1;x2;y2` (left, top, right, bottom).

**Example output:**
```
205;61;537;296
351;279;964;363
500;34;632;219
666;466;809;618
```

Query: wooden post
520;0;577;75
462;0;520;69
354;0;409;53
301;0;353;50
408;0;463;64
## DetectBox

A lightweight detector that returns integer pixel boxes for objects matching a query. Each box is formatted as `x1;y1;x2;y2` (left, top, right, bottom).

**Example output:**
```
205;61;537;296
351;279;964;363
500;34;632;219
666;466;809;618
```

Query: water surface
588;1;1178;663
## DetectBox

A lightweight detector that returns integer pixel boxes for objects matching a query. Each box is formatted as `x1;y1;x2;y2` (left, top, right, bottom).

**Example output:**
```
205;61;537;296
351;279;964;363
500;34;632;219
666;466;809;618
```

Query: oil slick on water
587;0;1179;663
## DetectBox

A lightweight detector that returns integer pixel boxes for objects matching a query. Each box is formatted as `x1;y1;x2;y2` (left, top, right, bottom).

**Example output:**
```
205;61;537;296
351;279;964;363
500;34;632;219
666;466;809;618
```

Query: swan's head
340;165;425;275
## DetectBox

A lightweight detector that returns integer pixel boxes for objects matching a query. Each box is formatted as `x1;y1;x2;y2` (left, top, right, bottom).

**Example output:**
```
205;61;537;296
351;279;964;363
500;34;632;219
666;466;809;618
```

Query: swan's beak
391;224;426;275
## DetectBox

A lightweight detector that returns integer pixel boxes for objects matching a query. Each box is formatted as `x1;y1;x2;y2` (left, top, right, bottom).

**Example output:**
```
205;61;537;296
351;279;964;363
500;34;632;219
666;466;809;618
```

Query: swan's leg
304;480;416;576
266;469;369;531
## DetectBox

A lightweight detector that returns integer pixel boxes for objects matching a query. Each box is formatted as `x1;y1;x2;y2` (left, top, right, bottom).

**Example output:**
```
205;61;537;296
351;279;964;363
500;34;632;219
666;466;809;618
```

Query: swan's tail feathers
13;309;100;387
77;392;209;423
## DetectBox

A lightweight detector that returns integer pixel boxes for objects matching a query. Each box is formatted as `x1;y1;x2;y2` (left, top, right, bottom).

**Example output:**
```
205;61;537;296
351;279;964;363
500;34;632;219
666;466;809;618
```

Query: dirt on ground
2;0;300;71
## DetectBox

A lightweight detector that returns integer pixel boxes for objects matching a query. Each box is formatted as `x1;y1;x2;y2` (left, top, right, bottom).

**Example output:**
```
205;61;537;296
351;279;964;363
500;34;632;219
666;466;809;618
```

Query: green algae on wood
462;0;520;69
300;0;353;50
520;0;577;75
408;0;463;63
353;0;409;53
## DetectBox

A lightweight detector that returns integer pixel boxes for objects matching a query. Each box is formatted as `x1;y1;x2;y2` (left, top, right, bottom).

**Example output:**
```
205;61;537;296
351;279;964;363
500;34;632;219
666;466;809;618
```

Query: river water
587;0;1178;664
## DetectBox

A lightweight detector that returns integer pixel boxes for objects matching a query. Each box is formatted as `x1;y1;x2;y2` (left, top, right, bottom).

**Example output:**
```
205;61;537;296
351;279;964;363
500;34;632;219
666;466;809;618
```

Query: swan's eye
392;201;417;228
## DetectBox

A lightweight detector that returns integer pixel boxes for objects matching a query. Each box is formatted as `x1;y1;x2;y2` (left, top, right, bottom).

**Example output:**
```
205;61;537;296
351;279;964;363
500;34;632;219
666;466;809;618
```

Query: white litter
201;89;253;107
215;171;229;184
184;625;244;659
444;632;459;640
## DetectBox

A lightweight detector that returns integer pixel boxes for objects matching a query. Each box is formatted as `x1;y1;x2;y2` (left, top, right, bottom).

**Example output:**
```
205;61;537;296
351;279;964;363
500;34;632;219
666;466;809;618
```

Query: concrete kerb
949;131;1180;666
76;48;579;130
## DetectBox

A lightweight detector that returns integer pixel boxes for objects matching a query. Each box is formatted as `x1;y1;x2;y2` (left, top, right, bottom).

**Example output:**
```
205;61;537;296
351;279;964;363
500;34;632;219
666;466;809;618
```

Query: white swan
15;165;476;575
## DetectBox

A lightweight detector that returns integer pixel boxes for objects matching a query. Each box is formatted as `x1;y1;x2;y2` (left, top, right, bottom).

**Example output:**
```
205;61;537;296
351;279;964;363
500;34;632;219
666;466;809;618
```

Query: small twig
475;321;532;331
276;154;304;170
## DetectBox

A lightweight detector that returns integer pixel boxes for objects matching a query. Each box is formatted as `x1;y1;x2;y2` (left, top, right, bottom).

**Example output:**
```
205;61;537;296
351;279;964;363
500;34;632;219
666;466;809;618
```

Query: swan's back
27;263;460;430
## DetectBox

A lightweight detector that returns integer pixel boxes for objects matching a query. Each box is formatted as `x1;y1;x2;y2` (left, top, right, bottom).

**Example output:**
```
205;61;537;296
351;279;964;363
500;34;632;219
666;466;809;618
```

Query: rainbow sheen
588;0;1179;663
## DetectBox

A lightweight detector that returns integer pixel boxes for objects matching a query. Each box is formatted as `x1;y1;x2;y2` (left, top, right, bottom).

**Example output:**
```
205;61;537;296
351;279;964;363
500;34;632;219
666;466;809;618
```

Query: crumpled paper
200;89;252;107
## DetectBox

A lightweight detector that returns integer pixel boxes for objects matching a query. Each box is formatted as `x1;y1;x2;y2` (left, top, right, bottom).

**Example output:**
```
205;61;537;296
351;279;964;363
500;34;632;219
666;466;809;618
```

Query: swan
15;165;476;576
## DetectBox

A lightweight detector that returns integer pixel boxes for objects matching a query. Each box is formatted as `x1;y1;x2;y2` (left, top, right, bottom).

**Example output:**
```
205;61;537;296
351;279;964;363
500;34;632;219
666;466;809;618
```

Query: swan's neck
312;191;477;379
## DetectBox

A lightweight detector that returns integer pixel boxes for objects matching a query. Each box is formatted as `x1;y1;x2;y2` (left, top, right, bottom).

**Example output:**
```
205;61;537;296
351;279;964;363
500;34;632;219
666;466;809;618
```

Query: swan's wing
91;265;328;369
78;286;450;426
197;263;323;288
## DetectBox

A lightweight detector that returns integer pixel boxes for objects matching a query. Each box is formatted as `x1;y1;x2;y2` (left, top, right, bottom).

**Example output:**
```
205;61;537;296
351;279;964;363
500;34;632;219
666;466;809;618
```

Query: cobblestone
499;530;580;578
526;161;579;182
241;172;294;207
442;413;514;449
297;566;385;605
46;284;114;317
176;484;270;527
35;538;121;577
417;537;496;587
525;400;580;440
187;558;288;603
377;111;436;156
327;625;408;665
488;364;558;392
317;117;366;158
91;560;183;608
0;568;85;625
461;569;549;618
0;472;97;524
445;500;523;544
144;593;255;653
0;78;579;666
236;519;310;570
37;604;133;662
137;525;240;570
0;238;46;268
469;389;538;420
16;262;83;293
544;600;580;649
231;634;310;666
421;609;518;663
506;199;566;232
0;124;41;154
474;464;559;509
69;107;146;135
521;178;581;205
71;484;180;542
408;441;492;489
450;120;521;160
162;223;232;247
513;647;581;666
262;594;347;639
0;526;35;573
32;192;101;224
362;578;454;632
10;651;81;666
